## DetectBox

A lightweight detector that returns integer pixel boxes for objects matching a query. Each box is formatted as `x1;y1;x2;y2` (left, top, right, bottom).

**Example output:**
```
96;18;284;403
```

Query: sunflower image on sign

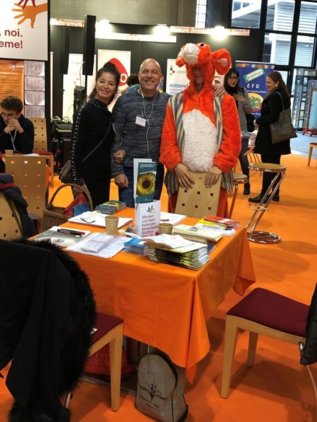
136;162;157;203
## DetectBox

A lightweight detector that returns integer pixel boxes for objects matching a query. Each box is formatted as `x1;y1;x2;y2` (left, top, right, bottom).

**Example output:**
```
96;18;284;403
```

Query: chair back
5;155;47;217
175;172;221;218
31;117;48;151
0;192;23;239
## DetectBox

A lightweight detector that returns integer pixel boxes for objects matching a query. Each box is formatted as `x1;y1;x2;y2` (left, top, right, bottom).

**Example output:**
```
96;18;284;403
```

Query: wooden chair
175;172;221;218
308;142;317;167
228;173;248;218
5;155;48;218
0;192;23;240
221;288;312;399
31;117;55;186
65;313;123;412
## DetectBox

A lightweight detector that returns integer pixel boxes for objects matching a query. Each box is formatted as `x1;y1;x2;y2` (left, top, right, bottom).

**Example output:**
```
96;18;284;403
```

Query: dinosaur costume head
176;43;231;91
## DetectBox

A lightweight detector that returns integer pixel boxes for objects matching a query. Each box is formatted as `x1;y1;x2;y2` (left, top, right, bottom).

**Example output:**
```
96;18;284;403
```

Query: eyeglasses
228;76;238;80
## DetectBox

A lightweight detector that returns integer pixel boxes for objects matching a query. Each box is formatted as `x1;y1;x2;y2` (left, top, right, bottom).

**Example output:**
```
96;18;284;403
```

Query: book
172;224;223;243
32;226;91;248
202;215;241;229
144;243;209;270
95;200;126;214
123;237;145;255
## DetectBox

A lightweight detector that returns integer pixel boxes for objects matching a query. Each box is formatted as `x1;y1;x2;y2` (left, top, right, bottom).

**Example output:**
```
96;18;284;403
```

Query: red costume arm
160;103;182;170
214;94;241;172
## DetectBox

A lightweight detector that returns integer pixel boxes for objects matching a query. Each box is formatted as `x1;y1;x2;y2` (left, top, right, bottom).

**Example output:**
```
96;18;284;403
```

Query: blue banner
236;61;274;117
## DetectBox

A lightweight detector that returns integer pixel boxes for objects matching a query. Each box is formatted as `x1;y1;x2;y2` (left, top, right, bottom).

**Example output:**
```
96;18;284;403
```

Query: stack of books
95;200;126;214
172;224;223;243
123;237;145;255
143;235;210;270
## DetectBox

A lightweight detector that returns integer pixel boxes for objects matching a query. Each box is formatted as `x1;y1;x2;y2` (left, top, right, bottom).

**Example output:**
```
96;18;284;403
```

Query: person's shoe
243;183;250;195
248;194;266;203
272;194;280;202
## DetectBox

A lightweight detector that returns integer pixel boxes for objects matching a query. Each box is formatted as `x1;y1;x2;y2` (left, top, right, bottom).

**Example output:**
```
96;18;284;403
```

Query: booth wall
50;24;263;118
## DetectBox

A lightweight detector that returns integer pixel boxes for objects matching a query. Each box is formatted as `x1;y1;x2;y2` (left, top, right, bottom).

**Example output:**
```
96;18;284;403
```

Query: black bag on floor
135;352;188;422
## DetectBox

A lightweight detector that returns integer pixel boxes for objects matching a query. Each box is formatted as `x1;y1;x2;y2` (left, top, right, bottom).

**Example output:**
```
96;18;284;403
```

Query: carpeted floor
1;152;317;421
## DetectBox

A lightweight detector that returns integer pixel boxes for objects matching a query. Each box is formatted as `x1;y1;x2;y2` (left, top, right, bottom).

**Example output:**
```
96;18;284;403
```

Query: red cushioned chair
221;287;317;402
65;312;123;412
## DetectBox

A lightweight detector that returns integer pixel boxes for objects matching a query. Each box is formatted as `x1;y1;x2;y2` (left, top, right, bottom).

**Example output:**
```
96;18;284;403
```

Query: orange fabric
67;210;255;369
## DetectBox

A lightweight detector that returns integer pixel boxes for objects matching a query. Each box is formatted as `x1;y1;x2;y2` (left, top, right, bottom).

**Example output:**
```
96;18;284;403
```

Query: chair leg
308;146;313;167
228;183;238;219
109;324;123;411
221;316;239;398
247;331;258;367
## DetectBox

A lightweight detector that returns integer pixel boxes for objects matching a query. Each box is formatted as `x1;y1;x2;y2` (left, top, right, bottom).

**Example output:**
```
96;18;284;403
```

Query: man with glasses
0;96;34;172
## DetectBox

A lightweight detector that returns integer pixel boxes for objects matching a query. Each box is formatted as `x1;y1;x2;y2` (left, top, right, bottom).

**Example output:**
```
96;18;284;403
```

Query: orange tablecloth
66;212;255;369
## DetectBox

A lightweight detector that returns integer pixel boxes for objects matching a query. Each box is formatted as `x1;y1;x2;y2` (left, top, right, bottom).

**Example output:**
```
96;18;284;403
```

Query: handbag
270;92;297;144
59;122;112;183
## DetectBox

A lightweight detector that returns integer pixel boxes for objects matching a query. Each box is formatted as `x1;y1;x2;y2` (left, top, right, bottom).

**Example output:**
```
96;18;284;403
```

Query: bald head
138;58;163;97
139;58;161;73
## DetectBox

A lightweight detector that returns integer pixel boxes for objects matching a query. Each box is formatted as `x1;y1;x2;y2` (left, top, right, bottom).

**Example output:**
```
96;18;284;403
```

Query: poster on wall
166;59;189;95
236;61;274;116
97;50;131;89
0;0;48;61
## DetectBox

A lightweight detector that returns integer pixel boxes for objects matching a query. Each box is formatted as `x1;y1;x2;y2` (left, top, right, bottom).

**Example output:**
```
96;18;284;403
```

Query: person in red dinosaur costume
160;42;241;217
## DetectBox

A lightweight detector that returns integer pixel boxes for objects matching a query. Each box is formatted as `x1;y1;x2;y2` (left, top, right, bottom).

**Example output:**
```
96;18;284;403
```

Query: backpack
135;352;188;422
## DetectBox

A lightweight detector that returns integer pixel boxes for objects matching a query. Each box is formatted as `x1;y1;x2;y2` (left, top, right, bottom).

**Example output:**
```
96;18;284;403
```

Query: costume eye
200;43;205;47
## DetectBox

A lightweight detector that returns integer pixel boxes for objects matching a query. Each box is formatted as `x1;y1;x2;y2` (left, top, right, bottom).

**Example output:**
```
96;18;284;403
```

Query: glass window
295;35;316;67
195;0;207;28
298;1;317;34
231;0;262;29
263;33;292;65
265;0;295;32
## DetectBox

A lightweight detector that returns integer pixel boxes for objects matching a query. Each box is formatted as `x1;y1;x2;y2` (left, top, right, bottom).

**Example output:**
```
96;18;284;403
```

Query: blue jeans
119;164;164;208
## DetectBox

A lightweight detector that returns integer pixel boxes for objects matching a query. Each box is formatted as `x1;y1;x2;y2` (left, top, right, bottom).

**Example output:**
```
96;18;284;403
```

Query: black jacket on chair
0;239;96;420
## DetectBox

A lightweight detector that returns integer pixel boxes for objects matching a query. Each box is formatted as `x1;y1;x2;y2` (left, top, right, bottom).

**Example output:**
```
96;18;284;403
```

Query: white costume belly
182;110;218;172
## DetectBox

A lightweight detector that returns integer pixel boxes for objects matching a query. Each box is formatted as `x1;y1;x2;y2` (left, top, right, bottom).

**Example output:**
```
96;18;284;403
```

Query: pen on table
160;218;170;222
56;228;86;237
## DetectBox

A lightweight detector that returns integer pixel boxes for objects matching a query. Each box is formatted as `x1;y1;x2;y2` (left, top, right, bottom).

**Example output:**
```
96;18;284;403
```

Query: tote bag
270;92;297;144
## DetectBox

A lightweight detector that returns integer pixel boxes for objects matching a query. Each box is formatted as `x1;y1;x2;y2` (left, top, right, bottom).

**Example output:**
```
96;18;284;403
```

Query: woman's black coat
254;87;292;156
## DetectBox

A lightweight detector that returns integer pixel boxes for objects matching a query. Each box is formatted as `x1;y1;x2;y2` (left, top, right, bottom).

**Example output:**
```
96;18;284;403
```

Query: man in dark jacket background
0;96;34;172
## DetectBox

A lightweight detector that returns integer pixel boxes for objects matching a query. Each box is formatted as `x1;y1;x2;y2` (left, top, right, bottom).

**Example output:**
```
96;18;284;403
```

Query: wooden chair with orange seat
31;117;55;186
65;313;124;412
5;155;48;220
221;286;317;420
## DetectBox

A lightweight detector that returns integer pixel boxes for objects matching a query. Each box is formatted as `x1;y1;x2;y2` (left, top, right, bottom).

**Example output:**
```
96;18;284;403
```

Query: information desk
65;211;256;369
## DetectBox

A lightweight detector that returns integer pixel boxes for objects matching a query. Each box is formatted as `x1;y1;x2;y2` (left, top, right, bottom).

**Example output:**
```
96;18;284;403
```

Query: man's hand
214;83;226;97
114;173;129;188
4;118;23;134
113;149;125;164
174;163;195;189
204;166;222;188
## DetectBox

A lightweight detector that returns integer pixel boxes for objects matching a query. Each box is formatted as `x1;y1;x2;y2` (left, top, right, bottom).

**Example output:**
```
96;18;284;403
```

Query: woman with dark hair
249;71;291;203
224;68;253;195
71;62;120;207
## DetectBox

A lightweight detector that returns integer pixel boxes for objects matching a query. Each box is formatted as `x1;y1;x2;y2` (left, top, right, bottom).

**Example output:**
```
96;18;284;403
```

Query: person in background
125;73;140;94
0;96;34;172
71;62;120;207
224;68;253;195
111;58;169;207
160;43;241;217
249;71;291;203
